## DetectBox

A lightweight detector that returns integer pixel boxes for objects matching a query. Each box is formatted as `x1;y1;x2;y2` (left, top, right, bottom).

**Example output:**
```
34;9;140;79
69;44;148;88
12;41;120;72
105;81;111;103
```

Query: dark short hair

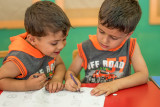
99;0;141;34
24;1;71;37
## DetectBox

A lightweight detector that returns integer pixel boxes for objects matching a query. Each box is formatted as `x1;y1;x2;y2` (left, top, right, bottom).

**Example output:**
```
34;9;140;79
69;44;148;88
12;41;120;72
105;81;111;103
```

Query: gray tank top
4;51;56;80
78;35;136;83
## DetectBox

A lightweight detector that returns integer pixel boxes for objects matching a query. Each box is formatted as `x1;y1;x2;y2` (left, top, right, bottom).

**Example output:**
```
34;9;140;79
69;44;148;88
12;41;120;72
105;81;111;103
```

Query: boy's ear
26;34;36;45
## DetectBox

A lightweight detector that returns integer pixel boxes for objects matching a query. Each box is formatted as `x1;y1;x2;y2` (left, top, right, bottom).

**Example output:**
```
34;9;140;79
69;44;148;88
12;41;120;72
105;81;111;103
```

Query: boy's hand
25;73;47;91
45;78;64;93
90;81;119;96
65;76;81;92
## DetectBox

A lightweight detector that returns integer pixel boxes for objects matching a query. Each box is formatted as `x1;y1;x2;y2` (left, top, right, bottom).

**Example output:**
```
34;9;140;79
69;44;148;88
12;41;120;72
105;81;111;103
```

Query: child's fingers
77;80;81;90
51;83;57;93
90;88;100;96
37;73;47;80
67;79;78;89
70;86;77;92
64;79;78;92
66;85;76;91
105;91;112;96
49;84;57;93
44;81;48;87
39;77;47;85
71;82;79;90
65;83;77;92
94;90;105;96
56;82;62;92
64;83;70;90
39;73;47;79
45;84;49;91
77;81;81;86
47;83;52;93
60;84;64;91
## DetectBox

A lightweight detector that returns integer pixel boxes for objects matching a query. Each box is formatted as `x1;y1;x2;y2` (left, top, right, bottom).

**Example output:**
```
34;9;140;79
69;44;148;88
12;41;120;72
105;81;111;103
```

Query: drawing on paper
0;87;105;107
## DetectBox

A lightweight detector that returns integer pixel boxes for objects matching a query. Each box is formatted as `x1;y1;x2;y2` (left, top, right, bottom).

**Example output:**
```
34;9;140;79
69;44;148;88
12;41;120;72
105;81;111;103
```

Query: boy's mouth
54;51;60;55
100;43;109;49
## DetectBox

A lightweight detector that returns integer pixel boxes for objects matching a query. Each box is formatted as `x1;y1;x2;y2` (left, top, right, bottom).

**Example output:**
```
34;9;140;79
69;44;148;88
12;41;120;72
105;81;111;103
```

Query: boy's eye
99;29;105;34
51;43;57;45
111;37;118;40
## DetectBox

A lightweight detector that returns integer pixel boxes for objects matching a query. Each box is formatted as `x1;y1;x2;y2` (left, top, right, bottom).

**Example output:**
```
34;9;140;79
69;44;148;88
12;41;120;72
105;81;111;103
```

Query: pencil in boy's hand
70;73;78;85
70;73;80;92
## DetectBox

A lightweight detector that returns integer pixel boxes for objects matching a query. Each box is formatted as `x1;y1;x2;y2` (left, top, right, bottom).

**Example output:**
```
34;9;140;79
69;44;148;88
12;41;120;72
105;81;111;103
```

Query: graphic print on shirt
38;59;55;80
86;70;117;83
86;56;126;83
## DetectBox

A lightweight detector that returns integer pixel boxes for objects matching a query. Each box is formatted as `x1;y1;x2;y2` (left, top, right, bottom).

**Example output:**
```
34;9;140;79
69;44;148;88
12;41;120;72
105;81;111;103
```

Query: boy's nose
103;36;109;44
57;42;65;50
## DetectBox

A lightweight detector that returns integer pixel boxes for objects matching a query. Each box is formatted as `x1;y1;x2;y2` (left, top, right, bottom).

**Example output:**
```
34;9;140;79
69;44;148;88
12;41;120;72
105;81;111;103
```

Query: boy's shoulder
9;33;44;59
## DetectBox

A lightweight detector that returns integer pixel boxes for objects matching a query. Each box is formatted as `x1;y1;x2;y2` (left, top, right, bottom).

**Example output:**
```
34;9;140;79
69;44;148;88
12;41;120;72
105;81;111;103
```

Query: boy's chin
101;47;110;51
101;46;117;51
102;49;109;51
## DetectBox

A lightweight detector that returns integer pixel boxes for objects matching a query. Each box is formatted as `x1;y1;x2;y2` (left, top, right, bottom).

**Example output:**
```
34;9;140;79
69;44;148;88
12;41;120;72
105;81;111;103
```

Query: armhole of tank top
77;43;88;70
129;38;136;64
3;56;27;78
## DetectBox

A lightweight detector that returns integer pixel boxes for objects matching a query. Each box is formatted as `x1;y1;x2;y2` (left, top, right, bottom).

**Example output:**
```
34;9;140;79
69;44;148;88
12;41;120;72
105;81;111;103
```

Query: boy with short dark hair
65;0;148;96
0;1;71;93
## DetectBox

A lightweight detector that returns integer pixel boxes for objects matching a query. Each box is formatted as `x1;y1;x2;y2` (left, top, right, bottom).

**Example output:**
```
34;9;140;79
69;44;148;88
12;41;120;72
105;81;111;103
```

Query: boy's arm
0;61;47;91
65;53;83;80
91;42;149;96
0;61;26;91
116;41;148;89
46;55;66;93
52;55;66;82
65;53;83;92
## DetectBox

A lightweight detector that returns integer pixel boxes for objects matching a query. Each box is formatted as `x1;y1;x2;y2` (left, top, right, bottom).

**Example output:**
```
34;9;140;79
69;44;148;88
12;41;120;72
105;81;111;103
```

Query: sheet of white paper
0;87;105;107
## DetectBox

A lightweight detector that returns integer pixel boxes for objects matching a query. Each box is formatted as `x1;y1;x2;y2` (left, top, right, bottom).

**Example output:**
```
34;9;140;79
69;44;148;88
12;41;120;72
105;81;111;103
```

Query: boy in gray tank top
65;0;148;96
0;1;71;92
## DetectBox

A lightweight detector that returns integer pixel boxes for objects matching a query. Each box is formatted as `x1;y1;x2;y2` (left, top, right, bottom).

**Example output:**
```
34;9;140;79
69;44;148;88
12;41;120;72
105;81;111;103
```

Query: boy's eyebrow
109;34;121;38
51;36;67;42
98;26;122;39
98;27;106;33
98;27;103;31
98;27;121;38
52;40;59;42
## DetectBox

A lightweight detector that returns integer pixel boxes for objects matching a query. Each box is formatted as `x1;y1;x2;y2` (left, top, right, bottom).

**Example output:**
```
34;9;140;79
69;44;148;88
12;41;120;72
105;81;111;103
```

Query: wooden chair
0;50;8;58
72;49;80;80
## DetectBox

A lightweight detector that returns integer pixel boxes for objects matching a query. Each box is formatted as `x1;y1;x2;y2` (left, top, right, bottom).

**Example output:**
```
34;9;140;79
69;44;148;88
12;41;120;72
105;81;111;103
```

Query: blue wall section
0;0;159;76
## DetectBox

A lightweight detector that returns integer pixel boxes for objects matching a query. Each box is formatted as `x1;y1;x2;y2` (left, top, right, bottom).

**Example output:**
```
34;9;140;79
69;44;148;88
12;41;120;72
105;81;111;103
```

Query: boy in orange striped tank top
0;1;71;92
